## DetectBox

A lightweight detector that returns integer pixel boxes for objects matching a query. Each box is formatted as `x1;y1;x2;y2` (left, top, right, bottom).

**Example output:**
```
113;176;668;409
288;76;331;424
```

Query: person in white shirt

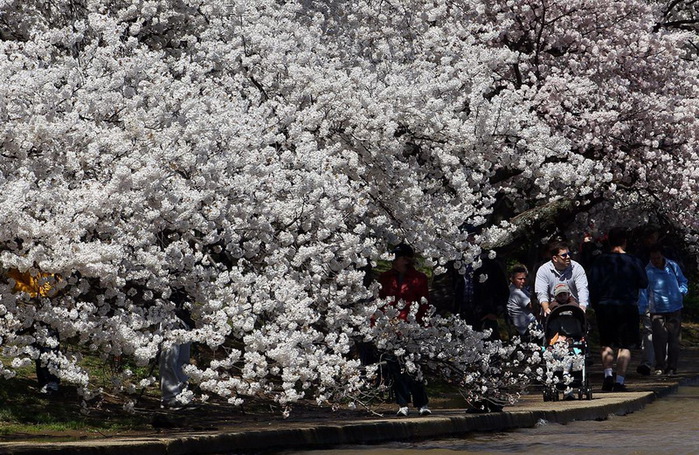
535;241;589;316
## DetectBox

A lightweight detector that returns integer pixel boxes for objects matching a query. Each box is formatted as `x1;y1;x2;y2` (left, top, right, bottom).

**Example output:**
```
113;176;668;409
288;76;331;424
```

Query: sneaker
396;406;409;417
654;369;665;376
665;368;677;376
602;376;614;392
636;364;651;376
418;406;432;416
612;383;628;392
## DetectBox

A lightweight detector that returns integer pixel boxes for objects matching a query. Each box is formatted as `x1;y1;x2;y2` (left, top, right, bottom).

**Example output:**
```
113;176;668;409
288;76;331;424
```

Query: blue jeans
159;342;191;404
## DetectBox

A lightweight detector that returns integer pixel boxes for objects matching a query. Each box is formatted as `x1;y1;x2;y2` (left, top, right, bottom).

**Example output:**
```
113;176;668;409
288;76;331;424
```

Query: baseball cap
553;283;571;296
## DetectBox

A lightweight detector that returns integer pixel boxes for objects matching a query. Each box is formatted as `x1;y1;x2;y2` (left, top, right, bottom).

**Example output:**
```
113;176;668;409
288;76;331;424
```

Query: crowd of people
378;225;691;416
6;225;691;416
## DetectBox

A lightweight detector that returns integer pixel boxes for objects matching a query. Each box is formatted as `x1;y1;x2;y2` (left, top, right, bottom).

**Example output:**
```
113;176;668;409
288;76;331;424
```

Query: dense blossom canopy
0;0;697;407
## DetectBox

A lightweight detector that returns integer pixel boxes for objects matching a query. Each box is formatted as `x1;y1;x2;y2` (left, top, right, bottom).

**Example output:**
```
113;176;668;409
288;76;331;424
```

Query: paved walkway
2;347;698;454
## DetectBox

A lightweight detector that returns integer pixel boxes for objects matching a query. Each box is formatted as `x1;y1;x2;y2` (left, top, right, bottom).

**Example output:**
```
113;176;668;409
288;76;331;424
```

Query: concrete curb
0;378;692;455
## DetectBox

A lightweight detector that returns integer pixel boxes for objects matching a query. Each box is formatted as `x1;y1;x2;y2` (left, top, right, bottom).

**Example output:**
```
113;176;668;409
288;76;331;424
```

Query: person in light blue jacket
638;244;689;375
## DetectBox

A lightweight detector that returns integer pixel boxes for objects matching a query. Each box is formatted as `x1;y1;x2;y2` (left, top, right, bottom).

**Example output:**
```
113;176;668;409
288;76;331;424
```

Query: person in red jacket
378;244;430;323
377;243;431;417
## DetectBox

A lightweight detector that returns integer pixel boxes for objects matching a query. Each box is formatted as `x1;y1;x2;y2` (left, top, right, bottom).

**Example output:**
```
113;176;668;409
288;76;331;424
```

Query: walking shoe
418;406;432;416
636;364;651;376
612;383;628;392
396;406;409;417
654;369;665;376
665;368;677;376
602;376;614;392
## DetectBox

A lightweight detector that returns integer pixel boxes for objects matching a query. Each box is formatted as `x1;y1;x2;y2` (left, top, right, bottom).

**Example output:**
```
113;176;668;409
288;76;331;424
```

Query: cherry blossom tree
0;0;697;409
655;0;699;36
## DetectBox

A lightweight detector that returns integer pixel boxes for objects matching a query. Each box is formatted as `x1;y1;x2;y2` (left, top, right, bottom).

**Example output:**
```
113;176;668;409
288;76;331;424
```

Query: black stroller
541;304;592;401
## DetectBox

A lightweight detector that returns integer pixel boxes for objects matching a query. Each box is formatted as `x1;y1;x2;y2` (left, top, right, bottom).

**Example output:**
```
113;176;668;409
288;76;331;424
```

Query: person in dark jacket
432;256;509;341
588;227;648;392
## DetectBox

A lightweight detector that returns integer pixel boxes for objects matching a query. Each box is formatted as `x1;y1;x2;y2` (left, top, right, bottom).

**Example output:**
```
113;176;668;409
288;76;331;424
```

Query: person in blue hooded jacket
639;244;689;376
